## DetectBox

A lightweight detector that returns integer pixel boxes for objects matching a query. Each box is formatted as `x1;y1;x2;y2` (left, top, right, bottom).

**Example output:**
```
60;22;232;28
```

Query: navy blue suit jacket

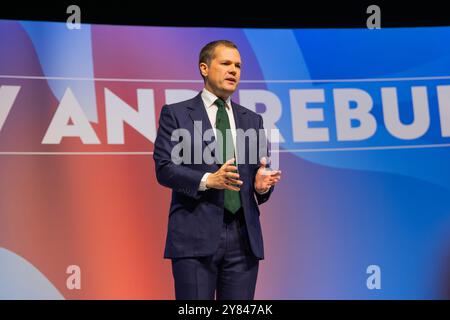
153;92;274;260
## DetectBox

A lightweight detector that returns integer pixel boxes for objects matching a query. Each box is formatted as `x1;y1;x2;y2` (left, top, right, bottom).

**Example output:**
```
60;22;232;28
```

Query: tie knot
215;98;226;109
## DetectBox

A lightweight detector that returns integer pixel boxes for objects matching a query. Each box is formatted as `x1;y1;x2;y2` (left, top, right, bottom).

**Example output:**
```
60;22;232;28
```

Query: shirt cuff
198;172;211;191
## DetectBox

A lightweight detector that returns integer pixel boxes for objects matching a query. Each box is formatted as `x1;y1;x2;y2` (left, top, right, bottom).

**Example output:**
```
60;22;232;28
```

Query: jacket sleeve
253;114;275;205
153;104;204;199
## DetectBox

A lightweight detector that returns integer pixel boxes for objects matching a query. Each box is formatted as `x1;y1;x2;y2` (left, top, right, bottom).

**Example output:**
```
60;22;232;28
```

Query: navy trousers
171;208;260;300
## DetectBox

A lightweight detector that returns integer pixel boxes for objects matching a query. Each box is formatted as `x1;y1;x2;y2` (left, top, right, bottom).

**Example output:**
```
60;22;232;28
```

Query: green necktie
215;98;242;214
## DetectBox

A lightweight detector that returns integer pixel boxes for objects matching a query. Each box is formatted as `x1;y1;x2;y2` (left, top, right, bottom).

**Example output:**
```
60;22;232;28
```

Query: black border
1;0;450;28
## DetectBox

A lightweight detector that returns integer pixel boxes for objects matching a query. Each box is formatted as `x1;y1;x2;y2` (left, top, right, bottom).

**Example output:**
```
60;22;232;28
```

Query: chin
223;85;237;93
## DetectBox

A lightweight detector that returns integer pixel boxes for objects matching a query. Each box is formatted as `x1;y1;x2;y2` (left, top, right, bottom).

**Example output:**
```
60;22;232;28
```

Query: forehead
212;45;241;61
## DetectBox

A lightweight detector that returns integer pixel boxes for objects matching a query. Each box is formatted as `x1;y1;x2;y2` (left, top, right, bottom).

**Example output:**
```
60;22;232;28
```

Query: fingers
226;178;243;186
217;160;242;190
259;168;281;177
222;158;238;172
269;170;281;178
221;158;235;168
225;171;243;189
260;175;281;188
263;169;281;177
224;165;238;172
222;177;242;191
267;177;281;184
226;171;240;180
224;183;241;191
271;178;280;184
225;171;242;186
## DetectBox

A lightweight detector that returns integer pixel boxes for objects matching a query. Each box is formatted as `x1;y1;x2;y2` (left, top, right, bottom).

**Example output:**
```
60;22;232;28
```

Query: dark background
1;0;450;28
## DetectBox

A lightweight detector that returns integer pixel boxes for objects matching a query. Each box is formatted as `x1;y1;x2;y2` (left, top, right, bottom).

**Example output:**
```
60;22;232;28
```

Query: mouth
225;78;237;84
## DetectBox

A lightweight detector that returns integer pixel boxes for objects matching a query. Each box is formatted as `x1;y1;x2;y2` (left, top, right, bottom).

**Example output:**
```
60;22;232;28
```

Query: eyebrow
220;60;241;66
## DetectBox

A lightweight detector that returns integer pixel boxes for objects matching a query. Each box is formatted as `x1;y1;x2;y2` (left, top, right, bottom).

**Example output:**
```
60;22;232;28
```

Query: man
153;40;281;300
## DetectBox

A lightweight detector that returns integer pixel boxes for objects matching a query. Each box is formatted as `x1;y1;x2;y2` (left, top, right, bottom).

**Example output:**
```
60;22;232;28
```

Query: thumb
258;157;270;175
259;156;268;168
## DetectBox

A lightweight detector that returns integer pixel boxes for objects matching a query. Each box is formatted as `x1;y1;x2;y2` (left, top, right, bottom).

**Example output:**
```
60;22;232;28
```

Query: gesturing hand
206;158;243;191
254;157;281;194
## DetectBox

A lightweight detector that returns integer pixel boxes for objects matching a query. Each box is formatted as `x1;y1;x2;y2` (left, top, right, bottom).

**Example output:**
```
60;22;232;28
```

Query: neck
204;85;230;101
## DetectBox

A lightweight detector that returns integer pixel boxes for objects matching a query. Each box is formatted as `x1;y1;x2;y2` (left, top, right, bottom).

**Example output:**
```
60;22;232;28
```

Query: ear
199;62;208;78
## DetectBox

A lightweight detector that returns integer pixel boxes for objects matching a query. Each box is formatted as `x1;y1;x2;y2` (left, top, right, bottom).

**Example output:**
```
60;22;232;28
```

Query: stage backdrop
1;19;450;299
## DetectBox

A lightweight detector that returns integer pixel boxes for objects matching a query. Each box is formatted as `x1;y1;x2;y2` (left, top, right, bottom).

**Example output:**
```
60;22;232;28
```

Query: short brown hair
199;40;238;79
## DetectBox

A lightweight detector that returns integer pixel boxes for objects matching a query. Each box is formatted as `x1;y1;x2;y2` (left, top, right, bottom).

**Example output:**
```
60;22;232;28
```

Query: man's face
200;45;241;99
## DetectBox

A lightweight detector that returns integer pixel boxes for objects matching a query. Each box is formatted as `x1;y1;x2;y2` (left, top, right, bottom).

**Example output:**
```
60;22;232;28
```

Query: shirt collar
201;88;232;109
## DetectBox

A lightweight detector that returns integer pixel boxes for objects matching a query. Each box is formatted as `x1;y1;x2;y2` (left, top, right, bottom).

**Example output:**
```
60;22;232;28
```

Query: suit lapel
231;101;250;174
231;100;248;132
188;93;220;166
